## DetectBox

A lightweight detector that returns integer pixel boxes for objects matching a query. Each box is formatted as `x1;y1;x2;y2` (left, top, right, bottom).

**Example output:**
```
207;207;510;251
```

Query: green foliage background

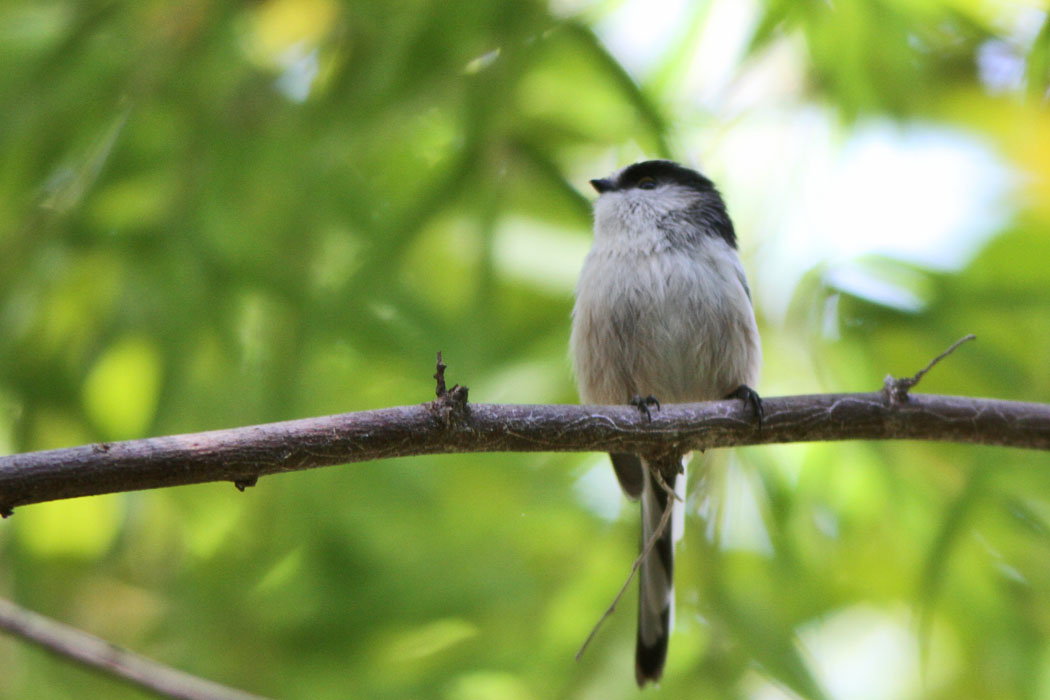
1;0;1049;698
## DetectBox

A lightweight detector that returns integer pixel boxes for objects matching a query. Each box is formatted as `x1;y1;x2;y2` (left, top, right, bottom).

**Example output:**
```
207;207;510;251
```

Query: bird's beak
589;178;615;194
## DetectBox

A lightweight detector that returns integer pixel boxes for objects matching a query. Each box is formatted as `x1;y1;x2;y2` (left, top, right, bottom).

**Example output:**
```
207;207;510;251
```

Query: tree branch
0;597;273;700
1;391;1048;514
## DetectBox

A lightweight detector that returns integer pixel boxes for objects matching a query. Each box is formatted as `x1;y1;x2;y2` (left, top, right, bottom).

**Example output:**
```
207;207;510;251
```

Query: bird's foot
629;394;660;422
726;384;763;427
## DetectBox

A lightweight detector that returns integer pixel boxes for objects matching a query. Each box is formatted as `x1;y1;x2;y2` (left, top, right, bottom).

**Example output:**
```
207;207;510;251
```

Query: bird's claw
725;384;763;427
629;394;661;422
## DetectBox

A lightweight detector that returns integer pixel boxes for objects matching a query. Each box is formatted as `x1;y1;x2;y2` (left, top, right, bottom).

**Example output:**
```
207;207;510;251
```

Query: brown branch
1;391;1048;514
0;597;273;700
0;334;1040;515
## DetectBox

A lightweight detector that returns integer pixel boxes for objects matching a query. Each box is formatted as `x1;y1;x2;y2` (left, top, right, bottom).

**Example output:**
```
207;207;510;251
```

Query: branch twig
0;598;273;700
575;457;682;661
884;334;977;403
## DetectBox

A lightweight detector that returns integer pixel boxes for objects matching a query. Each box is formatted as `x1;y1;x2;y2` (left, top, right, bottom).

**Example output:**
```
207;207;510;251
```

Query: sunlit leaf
82;335;163;440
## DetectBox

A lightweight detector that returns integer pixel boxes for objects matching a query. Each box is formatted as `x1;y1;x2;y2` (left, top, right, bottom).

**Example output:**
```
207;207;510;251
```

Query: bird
570;159;762;686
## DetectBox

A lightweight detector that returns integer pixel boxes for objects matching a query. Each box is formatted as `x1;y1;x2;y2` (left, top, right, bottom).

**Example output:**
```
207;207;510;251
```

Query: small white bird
570;160;762;686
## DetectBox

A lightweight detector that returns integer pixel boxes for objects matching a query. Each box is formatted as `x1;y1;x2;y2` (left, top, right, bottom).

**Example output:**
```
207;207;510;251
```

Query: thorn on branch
233;476;258;492
884;334;976;404
430;351;470;426
434;351;448;398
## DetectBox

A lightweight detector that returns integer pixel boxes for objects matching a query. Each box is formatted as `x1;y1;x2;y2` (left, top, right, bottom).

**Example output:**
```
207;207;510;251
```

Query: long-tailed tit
570;160;762;686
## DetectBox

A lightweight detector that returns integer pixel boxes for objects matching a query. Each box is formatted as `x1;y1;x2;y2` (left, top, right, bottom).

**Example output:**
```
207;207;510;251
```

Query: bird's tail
635;456;685;686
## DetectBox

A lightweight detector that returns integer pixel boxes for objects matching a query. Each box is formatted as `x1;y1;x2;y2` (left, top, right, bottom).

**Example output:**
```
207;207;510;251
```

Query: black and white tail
635;459;684;686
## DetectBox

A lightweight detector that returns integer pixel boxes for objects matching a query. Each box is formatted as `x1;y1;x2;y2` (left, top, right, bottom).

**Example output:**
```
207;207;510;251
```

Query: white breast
570;234;761;406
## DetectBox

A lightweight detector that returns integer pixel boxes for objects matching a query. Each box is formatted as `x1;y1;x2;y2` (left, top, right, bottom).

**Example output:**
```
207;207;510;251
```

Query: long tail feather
635;458;683;686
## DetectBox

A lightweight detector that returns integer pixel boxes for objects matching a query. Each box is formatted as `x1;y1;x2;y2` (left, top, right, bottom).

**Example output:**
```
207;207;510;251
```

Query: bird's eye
637;177;656;190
